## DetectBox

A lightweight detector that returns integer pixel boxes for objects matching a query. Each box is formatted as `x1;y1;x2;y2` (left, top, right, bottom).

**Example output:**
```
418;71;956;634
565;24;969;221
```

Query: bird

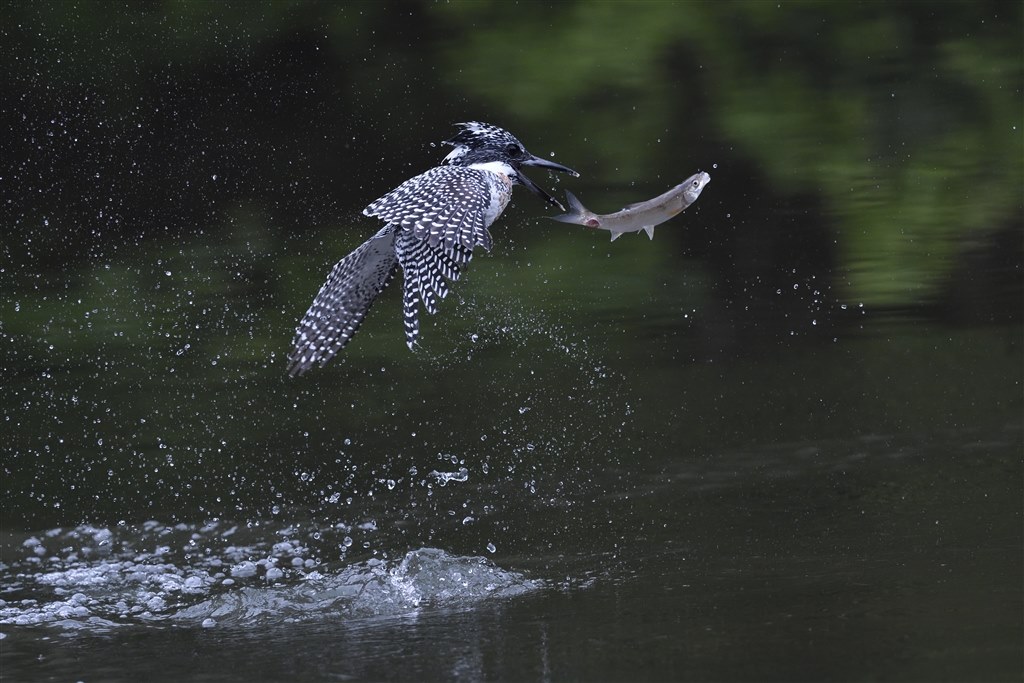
286;121;579;376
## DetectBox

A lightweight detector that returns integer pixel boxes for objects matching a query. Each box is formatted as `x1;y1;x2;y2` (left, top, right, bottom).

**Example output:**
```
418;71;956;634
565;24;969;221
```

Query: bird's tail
395;230;474;350
287;225;398;377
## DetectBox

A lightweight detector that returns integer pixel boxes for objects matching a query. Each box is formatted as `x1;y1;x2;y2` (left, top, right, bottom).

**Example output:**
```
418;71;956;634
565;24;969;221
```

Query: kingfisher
286;122;579;376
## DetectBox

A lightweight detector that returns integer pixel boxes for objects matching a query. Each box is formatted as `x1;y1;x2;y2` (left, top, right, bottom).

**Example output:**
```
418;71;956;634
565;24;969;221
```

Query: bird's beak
518;155;580;212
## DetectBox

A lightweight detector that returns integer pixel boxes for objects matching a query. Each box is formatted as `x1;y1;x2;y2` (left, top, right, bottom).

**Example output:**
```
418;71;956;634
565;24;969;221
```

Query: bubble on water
486;542;496;554
201;618;217;628
712;163;718;169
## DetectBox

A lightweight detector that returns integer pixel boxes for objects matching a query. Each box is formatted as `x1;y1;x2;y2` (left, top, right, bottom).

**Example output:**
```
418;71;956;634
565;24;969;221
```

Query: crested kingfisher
286;122;579;376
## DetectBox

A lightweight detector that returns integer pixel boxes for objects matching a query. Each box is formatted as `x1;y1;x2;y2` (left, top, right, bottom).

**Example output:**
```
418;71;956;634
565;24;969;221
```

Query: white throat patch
467;160;516;179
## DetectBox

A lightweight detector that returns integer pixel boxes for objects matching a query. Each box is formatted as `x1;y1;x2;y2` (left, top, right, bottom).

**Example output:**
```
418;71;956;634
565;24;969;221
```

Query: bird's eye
506;143;521;157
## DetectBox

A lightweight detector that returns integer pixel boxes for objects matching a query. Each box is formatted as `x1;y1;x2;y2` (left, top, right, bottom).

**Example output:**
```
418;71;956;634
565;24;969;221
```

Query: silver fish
551;171;710;241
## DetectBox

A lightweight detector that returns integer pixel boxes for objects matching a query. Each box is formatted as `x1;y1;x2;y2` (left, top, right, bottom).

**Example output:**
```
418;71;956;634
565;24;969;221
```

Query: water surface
2;2;1021;681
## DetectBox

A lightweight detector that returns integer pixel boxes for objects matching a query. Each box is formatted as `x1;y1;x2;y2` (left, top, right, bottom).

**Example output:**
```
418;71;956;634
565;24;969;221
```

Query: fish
550;171;711;241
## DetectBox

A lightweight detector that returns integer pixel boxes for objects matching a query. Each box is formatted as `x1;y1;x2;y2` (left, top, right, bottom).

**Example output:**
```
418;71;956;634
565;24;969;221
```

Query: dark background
1;2;1021;681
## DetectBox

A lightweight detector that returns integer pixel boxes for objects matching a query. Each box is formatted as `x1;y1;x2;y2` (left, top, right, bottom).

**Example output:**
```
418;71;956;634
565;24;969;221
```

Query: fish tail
550;190;589;224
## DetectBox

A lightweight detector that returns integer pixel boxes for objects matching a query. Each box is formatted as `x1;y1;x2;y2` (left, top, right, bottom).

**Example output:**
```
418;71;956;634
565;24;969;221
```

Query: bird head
441;122;579;211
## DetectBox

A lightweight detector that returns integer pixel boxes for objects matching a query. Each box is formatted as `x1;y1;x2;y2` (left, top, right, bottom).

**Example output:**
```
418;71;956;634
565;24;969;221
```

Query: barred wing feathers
364;166;493;251
286;226;399;376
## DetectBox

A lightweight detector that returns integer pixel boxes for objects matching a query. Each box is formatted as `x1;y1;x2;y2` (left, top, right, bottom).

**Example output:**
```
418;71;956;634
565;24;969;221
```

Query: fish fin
610;231;623;242
643;226;655;240
564;190;586;214
549;190;586;224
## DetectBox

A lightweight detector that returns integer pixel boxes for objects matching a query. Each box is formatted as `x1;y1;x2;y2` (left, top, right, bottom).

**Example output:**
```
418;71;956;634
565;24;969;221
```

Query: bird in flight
287;122;578;376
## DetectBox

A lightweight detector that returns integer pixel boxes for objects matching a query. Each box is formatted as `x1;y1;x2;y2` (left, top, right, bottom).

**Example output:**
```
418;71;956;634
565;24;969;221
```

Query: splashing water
0;522;540;631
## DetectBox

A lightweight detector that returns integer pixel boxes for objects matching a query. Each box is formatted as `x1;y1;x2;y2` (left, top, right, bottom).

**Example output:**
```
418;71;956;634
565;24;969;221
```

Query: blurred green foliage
4;0;1021;309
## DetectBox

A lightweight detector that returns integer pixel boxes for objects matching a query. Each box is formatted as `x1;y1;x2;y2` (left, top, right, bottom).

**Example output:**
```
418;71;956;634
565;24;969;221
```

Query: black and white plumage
286;122;578;376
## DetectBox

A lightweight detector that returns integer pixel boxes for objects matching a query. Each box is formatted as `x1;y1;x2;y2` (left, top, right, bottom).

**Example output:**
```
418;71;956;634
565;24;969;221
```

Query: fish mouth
518;155;580;211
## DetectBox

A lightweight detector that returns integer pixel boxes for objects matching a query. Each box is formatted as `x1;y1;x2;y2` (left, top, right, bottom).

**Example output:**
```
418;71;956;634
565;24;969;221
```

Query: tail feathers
287;225;399;376
288;223;479;373
396;228;475;350
401;275;421;350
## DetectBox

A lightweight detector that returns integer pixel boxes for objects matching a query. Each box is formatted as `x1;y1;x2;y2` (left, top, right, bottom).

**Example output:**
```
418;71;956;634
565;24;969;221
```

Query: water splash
0;522;540;632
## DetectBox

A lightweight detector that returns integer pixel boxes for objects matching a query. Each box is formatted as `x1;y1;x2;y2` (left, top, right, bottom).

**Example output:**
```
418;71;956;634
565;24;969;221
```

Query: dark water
2;2;1022;681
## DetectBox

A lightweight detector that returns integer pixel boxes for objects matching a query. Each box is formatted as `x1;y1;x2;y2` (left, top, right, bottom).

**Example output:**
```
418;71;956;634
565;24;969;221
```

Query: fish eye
506;143;521;157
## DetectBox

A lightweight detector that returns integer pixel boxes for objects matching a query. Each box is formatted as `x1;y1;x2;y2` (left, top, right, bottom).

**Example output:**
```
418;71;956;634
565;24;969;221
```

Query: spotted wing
364;166;494;251
287;225;398;376
395;228;474;349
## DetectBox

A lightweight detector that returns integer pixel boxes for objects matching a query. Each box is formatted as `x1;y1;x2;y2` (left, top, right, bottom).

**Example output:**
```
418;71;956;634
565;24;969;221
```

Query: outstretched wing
395;228;474;349
287;225;399;376
364;166;493;251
